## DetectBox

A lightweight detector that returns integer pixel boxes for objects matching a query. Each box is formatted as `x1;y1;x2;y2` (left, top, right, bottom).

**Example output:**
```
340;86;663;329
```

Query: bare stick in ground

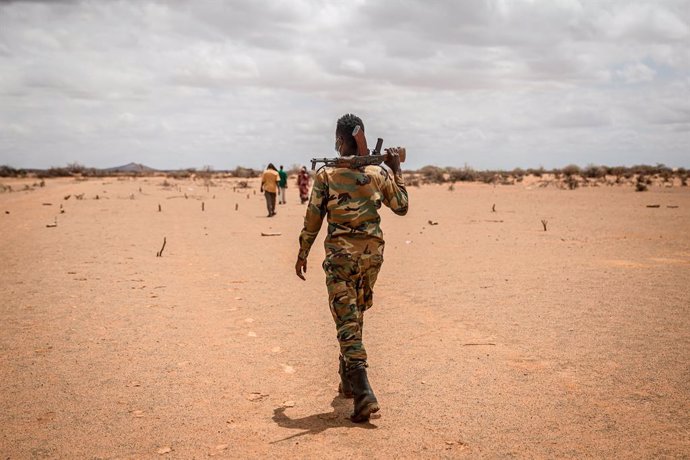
158;204;162;212
492;203;496;212
202;202;205;211
156;237;167;257
235;203;238;211
541;220;548;231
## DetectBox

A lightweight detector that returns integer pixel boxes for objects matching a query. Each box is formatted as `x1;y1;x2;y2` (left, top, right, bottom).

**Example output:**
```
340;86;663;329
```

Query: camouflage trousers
323;252;383;371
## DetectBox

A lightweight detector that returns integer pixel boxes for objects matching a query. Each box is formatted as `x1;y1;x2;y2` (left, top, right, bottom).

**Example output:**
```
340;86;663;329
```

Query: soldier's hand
384;147;404;174
295;257;307;280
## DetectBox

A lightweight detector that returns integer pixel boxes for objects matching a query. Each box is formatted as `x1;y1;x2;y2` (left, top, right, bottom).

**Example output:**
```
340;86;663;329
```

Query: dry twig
156;237;167;257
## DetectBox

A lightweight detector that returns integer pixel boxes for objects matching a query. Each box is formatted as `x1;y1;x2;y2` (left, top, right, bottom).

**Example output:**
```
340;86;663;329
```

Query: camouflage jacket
298;165;408;260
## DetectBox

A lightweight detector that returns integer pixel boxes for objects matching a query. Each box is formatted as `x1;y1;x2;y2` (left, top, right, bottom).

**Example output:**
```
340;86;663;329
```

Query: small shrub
565;175;579;189
447;167;476;182
562;164;581;177
419;165;446;184
583;164;607;179
232;167;259;178
526;167;545;177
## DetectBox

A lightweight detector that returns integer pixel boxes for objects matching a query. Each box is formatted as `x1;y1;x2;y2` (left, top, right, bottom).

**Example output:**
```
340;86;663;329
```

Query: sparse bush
232;166;259;178
447;166;476;182
478;171;499;184
562;164;581;177
636;175;649;192
419;165;446;184
565;175;579;189
583;164;607;179
526;167;545;177
45;167;71;177
0;165;27;177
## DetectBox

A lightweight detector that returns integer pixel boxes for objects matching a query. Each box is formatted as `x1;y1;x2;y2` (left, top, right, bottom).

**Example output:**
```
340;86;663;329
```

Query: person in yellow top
260;163;280;217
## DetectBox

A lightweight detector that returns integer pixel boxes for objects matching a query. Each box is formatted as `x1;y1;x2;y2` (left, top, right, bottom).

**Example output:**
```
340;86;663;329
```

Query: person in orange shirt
260;163;280;217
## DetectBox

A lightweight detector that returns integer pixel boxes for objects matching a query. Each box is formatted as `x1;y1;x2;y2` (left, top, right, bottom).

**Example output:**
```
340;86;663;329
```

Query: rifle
310;126;406;170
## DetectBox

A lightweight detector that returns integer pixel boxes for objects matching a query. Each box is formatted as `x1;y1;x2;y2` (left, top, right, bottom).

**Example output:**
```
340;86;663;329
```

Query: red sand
1;176;689;458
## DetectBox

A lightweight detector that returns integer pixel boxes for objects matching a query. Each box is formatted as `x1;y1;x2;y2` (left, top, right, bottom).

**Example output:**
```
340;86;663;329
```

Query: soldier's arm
297;169;329;260
379;165;408;216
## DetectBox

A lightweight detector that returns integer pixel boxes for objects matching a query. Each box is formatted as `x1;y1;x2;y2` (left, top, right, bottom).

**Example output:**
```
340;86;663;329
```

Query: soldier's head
335;113;364;156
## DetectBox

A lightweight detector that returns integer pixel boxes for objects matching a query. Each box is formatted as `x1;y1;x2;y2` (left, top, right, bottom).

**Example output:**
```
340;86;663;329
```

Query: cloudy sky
0;0;688;171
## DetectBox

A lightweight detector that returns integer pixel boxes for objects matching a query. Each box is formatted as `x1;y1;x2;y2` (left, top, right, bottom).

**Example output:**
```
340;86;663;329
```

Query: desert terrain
1;175;689;459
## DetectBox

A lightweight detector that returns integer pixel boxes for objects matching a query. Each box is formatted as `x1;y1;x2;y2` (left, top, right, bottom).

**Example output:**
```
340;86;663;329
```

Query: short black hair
336;113;364;156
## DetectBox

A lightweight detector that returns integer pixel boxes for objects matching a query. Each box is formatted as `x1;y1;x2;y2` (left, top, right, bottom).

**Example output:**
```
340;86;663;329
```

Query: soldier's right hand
384;147;404;174
295;257;307;280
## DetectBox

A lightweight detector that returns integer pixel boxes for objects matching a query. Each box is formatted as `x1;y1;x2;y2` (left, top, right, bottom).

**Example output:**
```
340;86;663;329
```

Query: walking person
297;166;311;204
278;165;288;204
294;113;408;423
260;163;279;217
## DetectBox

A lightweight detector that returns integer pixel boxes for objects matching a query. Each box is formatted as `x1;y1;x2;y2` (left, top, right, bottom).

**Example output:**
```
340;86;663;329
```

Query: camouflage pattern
298;165;408;369
323;252;382;368
298;165;408;261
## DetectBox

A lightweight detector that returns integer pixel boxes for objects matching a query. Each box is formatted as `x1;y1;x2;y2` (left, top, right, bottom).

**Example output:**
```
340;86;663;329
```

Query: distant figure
297;166;311;204
278;165;288;204
261;163;279;217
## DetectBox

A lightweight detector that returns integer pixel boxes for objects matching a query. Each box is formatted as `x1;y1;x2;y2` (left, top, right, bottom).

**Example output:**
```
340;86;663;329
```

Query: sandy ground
1;175;689;459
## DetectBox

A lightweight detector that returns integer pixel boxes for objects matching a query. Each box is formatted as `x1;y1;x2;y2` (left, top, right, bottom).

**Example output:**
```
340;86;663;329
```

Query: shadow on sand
270;394;378;443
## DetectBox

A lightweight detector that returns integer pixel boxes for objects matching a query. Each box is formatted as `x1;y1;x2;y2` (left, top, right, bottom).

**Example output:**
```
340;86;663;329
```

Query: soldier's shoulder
364;164;390;180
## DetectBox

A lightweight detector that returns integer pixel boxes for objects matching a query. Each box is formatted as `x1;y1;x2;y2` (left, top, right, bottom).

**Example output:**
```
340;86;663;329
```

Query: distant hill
101;162;158;173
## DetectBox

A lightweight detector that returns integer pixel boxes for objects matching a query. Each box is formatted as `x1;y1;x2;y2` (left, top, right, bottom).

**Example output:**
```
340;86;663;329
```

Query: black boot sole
350;401;379;423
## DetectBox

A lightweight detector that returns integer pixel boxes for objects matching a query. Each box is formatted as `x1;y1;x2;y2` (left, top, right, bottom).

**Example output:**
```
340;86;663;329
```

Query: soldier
294;113;408;423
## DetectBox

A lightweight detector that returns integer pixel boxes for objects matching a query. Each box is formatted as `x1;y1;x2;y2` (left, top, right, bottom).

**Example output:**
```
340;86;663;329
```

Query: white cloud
615;62;656;83
0;0;688;170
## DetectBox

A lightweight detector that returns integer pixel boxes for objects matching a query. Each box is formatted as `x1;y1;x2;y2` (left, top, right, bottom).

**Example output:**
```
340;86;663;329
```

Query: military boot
338;355;354;398
347;366;379;423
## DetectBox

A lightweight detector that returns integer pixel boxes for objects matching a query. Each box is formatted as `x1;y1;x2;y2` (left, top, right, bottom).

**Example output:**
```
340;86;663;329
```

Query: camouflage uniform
298;165;408;370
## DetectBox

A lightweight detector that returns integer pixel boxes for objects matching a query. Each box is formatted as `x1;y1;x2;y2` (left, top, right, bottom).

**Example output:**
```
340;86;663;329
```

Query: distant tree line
1;162;687;188
410;163;687;188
